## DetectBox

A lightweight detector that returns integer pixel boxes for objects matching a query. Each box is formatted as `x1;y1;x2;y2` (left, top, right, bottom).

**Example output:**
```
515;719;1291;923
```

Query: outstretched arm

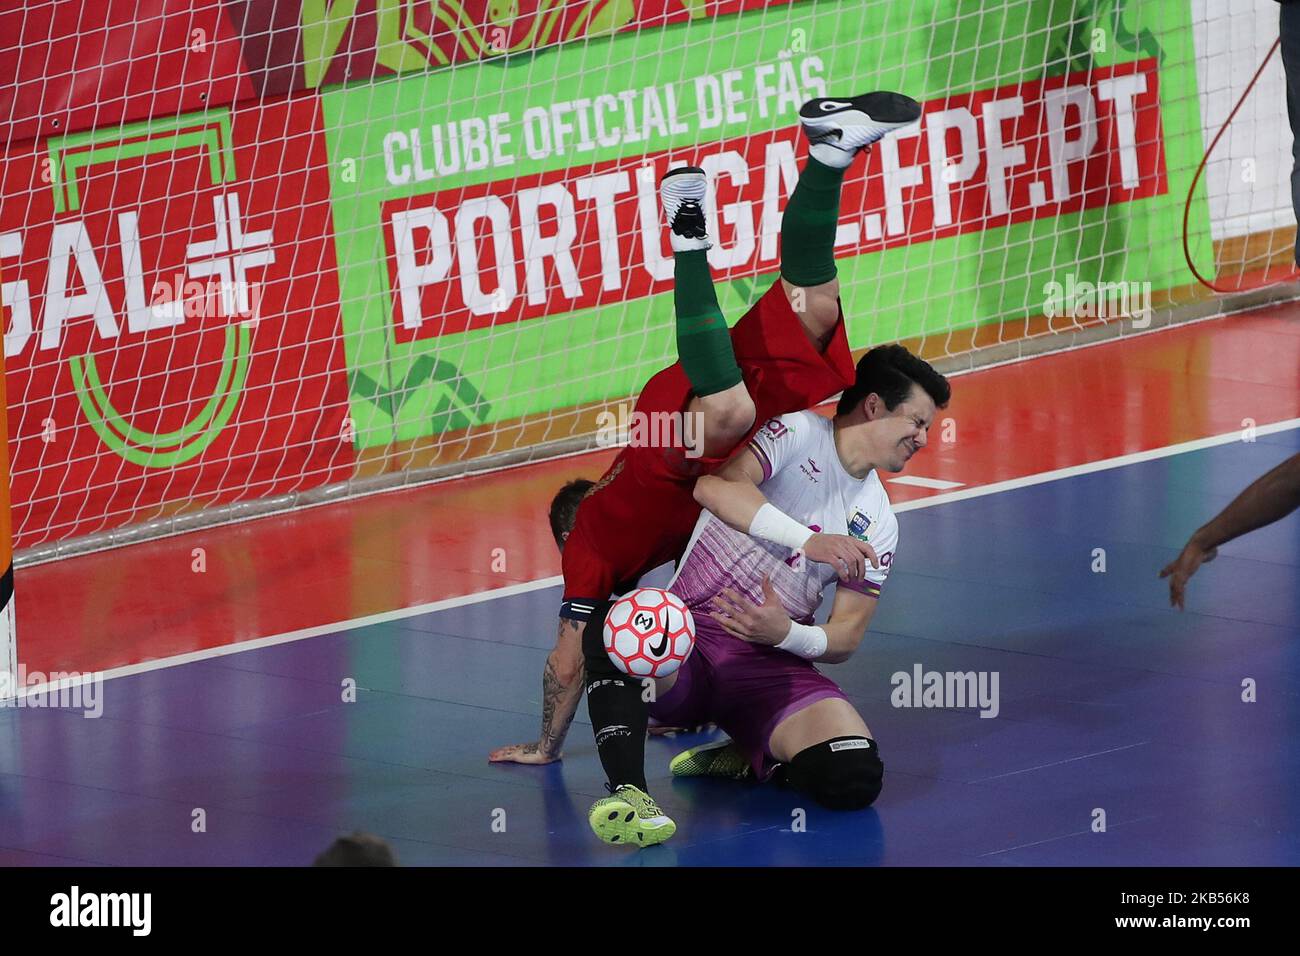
1160;452;1300;609
488;618;585;764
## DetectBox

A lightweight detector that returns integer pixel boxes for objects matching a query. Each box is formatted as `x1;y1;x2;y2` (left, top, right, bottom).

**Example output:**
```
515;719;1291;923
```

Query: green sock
674;250;742;397
780;157;845;287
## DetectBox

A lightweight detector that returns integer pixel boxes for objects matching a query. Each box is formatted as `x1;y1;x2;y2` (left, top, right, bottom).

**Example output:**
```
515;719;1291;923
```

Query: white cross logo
184;193;275;322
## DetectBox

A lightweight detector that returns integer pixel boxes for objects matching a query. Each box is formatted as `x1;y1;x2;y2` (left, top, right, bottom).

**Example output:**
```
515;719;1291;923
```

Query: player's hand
710;577;790;646
1158;537;1219;611
802;533;880;582
488;742;560;765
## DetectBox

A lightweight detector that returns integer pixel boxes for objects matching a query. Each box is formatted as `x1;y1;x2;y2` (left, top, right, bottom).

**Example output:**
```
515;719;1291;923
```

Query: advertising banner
321;0;1209;449
0;0;1211;551
0;97;354;548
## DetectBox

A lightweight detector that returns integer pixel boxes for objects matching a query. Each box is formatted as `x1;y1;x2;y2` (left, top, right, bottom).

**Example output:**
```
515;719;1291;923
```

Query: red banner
0;1;254;146
0;1;797;145
0;95;353;549
381;59;1167;340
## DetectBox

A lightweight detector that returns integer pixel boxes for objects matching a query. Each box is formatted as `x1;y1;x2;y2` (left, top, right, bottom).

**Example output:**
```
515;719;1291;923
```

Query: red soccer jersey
559;280;855;621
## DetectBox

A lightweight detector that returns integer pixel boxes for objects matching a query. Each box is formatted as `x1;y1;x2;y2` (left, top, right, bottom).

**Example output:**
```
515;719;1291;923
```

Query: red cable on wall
1183;36;1296;293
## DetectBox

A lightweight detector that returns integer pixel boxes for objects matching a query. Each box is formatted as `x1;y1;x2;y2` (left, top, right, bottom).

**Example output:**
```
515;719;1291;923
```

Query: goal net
0;0;1293;561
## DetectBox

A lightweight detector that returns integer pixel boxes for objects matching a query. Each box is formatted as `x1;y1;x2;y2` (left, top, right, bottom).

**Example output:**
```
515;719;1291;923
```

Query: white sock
809;141;856;169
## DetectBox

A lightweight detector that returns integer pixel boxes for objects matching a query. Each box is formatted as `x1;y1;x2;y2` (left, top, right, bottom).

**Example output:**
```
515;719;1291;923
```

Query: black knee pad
787;736;883;810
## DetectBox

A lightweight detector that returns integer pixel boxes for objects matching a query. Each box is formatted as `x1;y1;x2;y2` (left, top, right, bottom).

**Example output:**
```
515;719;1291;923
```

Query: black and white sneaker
799;92;923;167
660;166;711;252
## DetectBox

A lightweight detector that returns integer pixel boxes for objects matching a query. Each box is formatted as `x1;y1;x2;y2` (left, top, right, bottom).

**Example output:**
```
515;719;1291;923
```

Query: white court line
12;417;1300;696
5;575;559;699
887;475;965;490
892;417;1300;513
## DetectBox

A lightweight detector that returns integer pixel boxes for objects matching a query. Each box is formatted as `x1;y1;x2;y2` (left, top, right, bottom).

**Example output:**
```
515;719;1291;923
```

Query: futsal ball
603;588;696;679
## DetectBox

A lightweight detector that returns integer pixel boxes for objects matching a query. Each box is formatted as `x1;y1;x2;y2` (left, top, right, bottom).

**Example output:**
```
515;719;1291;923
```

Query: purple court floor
1;430;1297;866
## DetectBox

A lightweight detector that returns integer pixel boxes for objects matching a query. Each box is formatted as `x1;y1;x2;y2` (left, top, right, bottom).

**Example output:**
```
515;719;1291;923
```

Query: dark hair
549;478;595;547
313;832;398;867
836;344;950;416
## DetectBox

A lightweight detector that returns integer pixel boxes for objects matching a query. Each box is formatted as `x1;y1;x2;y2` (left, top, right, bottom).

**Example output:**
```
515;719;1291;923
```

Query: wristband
749;502;813;551
777;620;828;660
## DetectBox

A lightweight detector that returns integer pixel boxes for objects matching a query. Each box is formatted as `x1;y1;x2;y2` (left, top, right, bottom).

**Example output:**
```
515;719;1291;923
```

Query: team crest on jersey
762;418;790;439
848;509;872;540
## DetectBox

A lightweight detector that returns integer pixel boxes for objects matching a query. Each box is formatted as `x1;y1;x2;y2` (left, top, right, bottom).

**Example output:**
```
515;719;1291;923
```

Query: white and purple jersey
670;410;899;623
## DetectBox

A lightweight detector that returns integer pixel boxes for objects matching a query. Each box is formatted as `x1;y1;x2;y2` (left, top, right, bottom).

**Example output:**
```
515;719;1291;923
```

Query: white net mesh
0;0;1293;561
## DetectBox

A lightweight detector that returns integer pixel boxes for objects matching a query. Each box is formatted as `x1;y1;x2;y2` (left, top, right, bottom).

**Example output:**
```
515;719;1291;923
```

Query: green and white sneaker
588;785;676;847
669;739;753;781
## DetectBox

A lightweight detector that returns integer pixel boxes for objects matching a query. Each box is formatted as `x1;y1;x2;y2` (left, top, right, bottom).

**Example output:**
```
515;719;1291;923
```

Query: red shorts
559;280;854;621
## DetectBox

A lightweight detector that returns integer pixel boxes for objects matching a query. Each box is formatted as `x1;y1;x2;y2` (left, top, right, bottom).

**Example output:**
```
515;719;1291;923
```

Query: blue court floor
1;430;1297;866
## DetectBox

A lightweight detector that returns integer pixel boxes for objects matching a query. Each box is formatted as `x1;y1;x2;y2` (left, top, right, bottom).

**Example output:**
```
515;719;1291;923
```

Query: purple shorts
649;618;849;780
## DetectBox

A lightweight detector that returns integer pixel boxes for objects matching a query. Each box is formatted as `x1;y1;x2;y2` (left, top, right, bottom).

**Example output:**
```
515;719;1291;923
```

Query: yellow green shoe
588;785;676;847
669;739;753;780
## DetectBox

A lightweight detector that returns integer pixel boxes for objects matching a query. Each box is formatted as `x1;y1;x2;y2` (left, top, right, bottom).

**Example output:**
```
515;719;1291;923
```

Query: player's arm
692;441;769;526
710;576;876;663
488;617;584;764
817;585;878;663
1160;452;1300;609
693;441;878;581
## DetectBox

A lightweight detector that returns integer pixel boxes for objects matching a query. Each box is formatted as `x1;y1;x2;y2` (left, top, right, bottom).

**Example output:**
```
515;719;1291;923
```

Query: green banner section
322;0;1211;449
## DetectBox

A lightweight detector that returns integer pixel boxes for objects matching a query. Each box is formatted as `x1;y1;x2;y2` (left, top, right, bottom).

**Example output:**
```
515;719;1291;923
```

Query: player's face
876;386;936;472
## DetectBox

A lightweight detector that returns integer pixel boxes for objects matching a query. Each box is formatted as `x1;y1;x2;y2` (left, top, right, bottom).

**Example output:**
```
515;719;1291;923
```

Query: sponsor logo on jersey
799;458;820;483
848;509;872;540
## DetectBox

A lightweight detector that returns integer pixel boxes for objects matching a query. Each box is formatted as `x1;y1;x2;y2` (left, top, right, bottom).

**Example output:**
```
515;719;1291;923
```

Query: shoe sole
660;165;709;246
799;91;922;126
670;741;751;780
589;798;676;847
661;166;707;202
661;165;706;184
